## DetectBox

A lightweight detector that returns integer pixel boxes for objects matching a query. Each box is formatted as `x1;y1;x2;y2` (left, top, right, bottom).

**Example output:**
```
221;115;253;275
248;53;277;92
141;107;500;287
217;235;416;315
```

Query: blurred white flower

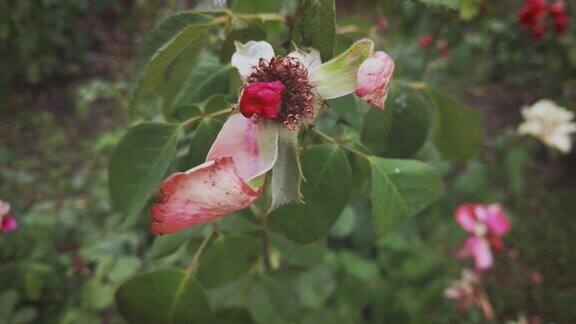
518;99;576;154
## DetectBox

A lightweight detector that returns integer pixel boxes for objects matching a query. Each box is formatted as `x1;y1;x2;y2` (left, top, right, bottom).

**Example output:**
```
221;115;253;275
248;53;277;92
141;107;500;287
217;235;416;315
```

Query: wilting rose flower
444;269;494;320
518;0;549;39
419;35;434;50
151;39;391;234
550;0;569;34
355;51;395;109
0;200;18;234
518;99;576;154
455;203;510;271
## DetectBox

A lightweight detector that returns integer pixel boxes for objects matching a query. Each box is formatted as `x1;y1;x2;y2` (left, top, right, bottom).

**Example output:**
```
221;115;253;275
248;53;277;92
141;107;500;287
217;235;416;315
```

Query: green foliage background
1;0;575;323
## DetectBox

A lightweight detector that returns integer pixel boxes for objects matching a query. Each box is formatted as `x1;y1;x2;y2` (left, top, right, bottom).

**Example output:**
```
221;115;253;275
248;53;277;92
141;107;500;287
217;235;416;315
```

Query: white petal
288;48;322;71
231;41;275;78
546;133;572;154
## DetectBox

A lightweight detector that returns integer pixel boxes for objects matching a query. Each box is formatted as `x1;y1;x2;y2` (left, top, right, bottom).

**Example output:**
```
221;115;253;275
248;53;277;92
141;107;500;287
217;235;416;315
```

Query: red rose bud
419;35;434;50
239;81;285;120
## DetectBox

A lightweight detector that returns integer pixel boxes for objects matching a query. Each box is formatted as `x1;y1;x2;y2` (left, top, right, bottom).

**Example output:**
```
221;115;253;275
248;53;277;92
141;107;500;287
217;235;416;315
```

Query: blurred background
1;0;575;323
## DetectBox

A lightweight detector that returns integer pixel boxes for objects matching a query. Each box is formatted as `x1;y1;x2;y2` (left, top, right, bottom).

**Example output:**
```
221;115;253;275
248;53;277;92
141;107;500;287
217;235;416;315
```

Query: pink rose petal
455;204;478;233
355;51;395;109
1;214;18;234
0;200;17;234
151;115;279;234
151;158;262;234
207;114;278;181
461;236;493;271
484;204;510;236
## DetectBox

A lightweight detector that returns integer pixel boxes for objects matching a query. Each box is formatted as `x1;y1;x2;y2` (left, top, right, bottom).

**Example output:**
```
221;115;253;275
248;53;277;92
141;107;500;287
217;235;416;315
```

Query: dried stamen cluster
246;56;315;129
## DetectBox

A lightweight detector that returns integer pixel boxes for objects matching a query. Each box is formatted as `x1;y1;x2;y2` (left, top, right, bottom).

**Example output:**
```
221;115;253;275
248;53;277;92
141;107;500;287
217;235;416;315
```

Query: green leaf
115;269;213;324
417;0;460;9
296;266;335;307
230;0;282;13
149;232;188;259
171;55;234;114
292;0;336;61
270;233;327;268
185;117;224;168
131;14;214;112
11;307;37;324
215;307;256;324
362;83;431;158
196;235;260;288
272;144;352;243
369;157;444;234
427;88;484;161
268;127;303;211
109;123;180;229
313;39;374;100
161;41;206;117
263;274;301;321
460;0;481;20
108;256;142;284
0;289;18;322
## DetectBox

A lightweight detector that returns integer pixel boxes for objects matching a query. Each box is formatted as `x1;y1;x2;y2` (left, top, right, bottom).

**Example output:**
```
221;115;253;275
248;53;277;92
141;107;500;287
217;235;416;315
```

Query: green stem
250;205;272;272
179;108;231;129
185;230;214;275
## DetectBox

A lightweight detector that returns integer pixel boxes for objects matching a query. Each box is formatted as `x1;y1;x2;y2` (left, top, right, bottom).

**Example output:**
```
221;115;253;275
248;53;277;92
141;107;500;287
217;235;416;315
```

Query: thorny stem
179;108;231;129
185;230;214;275
313;128;372;160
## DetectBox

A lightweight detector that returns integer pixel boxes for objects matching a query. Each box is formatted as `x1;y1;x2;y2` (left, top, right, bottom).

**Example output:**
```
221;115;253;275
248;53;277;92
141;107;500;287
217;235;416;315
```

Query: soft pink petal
1;214;17;234
355;51;395;109
0;200;10;217
443;286;461;300
207;114;278;181
150;158;262;234
0;200;17;234
455;204;478;233
483;204;510;236
467;236;493;271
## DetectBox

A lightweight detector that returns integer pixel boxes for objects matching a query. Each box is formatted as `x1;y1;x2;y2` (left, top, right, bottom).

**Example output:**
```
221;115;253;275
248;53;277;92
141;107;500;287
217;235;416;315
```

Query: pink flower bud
355;51;395;109
0;200;17;234
239;81;285;120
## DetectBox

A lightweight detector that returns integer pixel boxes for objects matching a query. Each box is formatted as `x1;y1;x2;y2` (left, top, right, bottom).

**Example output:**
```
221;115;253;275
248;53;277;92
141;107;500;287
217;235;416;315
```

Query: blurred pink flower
444;269;494;319
419;35;434;50
377;16;389;33
0;200;18;234
455;203;510;271
355;51;395;109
